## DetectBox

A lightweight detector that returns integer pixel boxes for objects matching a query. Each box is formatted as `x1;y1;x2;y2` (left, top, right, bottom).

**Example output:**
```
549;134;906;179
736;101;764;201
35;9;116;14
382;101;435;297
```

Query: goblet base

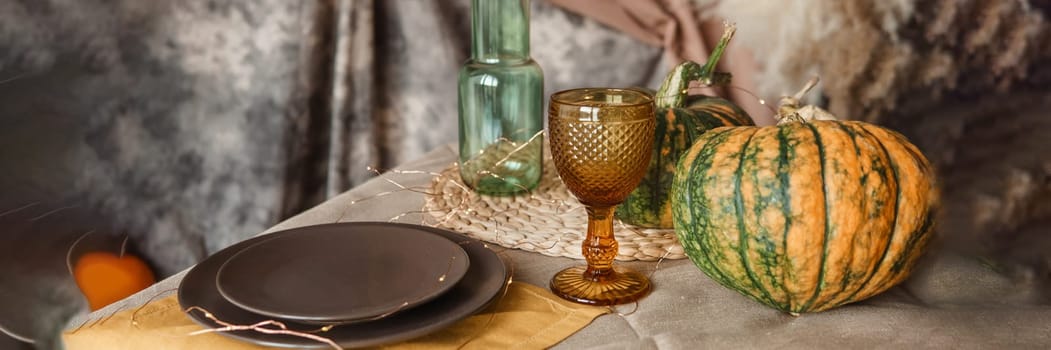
549;265;651;306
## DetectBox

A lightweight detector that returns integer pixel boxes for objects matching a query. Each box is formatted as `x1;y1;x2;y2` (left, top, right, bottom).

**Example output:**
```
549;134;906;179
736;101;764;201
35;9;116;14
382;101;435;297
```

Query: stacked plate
177;222;509;348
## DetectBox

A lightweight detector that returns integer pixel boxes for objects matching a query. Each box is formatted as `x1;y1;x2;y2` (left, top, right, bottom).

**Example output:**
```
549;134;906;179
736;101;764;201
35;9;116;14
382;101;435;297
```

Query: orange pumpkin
73;252;156;310
671;78;939;313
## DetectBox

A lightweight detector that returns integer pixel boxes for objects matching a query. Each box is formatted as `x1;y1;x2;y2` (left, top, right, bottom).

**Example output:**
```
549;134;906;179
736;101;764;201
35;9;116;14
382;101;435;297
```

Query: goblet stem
582;205;618;281
549;203;651;305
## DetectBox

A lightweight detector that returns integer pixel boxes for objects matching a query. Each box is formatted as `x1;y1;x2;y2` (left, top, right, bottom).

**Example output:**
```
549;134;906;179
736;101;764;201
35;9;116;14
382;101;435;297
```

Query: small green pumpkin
672;78;939;314
617;24;754;228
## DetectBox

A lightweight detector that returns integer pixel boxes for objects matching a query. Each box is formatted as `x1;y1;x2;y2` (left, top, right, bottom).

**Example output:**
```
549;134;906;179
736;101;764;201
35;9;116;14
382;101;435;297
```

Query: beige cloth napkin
63;282;607;349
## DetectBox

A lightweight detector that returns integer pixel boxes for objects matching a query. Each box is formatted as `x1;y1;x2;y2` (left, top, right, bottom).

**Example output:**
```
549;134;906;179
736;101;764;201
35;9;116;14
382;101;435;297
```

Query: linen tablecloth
70;144;1051;349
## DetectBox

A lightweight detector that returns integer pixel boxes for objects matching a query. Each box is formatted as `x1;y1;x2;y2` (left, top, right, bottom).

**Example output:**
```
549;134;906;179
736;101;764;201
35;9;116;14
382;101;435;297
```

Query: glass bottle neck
471;0;531;64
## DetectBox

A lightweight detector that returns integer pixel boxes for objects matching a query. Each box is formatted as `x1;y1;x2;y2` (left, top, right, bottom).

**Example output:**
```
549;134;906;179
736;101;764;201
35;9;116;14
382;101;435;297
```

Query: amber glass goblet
547;88;656;305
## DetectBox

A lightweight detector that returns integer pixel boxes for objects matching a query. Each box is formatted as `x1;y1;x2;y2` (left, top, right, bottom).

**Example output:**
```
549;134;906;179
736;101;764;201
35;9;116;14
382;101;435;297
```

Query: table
75;144;1051;349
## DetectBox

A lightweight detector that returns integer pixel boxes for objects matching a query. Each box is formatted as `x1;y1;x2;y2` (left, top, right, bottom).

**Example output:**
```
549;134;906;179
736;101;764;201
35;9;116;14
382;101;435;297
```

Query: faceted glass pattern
548;115;655;206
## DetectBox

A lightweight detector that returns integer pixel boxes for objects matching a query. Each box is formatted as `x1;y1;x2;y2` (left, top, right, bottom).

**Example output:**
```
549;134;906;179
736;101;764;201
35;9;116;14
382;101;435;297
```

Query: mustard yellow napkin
63;282;607;349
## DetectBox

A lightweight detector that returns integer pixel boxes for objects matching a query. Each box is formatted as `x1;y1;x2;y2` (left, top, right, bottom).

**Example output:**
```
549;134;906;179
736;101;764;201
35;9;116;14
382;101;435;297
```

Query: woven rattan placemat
422;147;685;261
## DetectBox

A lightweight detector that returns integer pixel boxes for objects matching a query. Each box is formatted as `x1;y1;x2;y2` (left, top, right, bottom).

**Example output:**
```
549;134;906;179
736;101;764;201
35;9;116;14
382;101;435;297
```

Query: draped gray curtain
0;0;663;276
1;0;663;345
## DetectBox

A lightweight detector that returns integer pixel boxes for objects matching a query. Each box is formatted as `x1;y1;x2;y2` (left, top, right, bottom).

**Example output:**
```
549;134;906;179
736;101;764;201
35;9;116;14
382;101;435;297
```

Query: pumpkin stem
654;61;701;108
775;76;820;124
654;23;737;108
699;22;736;79
792;76;819;101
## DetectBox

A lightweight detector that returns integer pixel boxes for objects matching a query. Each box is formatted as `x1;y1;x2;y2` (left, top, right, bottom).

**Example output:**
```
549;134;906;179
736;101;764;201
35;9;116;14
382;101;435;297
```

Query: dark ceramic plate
178;222;508;349
215;223;469;324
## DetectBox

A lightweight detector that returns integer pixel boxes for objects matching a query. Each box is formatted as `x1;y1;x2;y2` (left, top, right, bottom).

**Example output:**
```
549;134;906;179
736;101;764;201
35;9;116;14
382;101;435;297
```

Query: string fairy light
183;309;342;350
68;157;660;349
459;131;546;194
414;78;775;262
28;204;78;221
0;201;39;219
76;252;471;347
655;79;780;118
127;288;179;329
68;79;774;348
422;140;684;262
608;301;640;317
454;244;517;350
65;229;97;278
0;321;35;344
0;71;29;85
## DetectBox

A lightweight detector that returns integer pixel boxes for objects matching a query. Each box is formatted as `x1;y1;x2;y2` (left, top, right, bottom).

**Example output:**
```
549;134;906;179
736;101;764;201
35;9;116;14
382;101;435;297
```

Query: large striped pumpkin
671;80;938;313
617;24;754;228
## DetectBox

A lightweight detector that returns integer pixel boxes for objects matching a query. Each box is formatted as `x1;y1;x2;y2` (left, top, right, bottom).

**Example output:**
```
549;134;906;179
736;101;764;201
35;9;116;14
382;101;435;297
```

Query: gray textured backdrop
0;0;662;347
5;0;1050;348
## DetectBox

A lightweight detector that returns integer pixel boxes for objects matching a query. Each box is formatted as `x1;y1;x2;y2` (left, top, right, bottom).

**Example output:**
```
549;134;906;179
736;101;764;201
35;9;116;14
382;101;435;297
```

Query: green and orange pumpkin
671;78;939;313
617;24;754;228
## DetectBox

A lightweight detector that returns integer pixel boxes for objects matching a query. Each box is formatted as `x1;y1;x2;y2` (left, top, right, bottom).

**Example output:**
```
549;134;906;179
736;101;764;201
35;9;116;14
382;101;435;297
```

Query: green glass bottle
458;0;543;196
